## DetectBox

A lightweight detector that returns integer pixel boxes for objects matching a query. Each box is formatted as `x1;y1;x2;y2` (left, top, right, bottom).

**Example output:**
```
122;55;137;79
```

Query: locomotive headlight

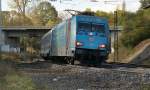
99;44;106;48
76;41;83;47
89;32;93;36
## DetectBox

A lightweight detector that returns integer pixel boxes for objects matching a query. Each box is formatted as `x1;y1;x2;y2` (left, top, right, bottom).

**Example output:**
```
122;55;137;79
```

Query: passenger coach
41;14;111;65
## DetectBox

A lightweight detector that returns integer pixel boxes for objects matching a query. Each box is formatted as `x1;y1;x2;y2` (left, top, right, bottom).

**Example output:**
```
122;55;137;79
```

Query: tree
20;36;29;52
9;0;32;15
46;17;61;27
30;1;59;26
1;10;33;26
123;12;136;31
95;10;115;26
20;36;40;54
140;0;150;8
120;1;150;48
1;11;10;26
85;8;92;12
8;0;34;26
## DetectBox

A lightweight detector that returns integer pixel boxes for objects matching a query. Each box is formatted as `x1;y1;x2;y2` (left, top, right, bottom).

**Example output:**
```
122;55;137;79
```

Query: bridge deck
0;26;51;30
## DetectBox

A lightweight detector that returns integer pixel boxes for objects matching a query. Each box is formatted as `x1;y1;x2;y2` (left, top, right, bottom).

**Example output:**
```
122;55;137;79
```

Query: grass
0;52;21;62
141;84;150;90
0;52;40;63
0;52;49;90
108;39;150;64
141;58;150;65
108;46;134;63
4;75;36;90
0;60;37;90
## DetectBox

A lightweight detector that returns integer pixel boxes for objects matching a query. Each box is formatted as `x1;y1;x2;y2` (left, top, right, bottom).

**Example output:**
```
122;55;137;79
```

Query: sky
1;0;141;12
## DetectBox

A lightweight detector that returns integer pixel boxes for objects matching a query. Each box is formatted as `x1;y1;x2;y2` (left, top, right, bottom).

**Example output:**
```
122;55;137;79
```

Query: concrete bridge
0;26;123;53
0;26;50;52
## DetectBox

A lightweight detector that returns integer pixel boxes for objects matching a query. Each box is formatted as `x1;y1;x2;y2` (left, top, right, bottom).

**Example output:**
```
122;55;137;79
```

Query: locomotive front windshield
78;22;105;33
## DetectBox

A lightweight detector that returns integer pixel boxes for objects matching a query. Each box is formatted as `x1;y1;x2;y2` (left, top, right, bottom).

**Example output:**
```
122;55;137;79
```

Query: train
40;14;111;65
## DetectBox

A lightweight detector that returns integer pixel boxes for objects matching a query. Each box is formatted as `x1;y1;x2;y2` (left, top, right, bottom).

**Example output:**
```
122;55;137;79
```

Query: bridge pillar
0;0;4;51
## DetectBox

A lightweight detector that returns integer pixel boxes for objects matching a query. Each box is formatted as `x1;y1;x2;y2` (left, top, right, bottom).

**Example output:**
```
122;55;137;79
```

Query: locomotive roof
78;11;95;16
73;15;108;22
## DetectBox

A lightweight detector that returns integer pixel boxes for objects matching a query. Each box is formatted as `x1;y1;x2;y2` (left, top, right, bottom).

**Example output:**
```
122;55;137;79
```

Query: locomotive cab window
92;24;105;33
78;22;105;36
78;22;91;33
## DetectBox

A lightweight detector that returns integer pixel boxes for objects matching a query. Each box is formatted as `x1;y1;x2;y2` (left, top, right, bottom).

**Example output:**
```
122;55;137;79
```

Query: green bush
121;29;150;48
120;9;150;48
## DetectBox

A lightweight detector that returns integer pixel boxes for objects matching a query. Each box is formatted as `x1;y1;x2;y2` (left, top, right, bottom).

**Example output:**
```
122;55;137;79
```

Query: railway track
17;58;150;69
100;62;150;68
16;59;150;90
16;61;150;74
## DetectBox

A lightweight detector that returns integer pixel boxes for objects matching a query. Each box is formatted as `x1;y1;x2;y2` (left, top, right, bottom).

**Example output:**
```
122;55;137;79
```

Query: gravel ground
18;62;150;90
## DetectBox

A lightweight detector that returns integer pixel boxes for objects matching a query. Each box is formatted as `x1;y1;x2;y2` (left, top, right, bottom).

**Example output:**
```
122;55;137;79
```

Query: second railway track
16;59;150;75
17;59;150;70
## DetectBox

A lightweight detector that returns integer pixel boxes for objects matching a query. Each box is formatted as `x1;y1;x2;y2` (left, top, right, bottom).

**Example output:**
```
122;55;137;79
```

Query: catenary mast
0;0;1;55
0;0;2;50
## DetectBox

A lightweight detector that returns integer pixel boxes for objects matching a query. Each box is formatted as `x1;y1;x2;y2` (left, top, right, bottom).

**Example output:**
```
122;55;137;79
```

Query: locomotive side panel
41;30;52;58
51;17;77;57
51;21;67;56
66;17;77;56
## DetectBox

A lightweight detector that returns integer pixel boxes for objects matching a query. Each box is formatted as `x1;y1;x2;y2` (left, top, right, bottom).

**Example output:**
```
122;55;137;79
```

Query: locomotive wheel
95;56;107;66
95;56;102;66
70;57;75;65
80;56;86;65
80;57;93;66
65;57;75;65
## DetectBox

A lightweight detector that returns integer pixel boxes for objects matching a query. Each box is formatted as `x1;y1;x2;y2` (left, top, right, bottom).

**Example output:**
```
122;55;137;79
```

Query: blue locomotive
41;14;111;65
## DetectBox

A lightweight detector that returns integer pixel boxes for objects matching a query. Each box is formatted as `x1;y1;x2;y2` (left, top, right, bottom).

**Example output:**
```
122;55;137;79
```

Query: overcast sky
2;0;141;12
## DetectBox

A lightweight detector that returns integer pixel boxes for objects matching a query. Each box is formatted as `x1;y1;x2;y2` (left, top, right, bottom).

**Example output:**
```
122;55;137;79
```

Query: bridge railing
0;26;52;30
0;26;123;31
